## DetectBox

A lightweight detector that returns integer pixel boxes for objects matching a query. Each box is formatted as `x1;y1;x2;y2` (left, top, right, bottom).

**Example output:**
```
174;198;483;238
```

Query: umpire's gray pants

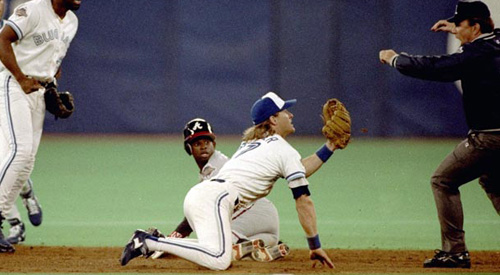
431;131;500;253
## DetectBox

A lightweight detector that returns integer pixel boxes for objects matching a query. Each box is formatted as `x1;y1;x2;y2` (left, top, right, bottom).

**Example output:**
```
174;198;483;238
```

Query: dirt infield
1;246;499;273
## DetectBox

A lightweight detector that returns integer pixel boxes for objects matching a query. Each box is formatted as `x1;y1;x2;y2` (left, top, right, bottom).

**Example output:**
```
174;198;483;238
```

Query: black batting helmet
183;118;216;155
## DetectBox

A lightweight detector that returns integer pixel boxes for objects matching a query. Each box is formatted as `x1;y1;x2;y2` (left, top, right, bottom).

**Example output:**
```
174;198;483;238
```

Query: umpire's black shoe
120;229;152;266
423;250;471;268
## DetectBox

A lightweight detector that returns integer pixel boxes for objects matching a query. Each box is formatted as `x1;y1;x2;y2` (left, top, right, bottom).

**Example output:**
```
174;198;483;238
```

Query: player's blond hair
242;120;276;142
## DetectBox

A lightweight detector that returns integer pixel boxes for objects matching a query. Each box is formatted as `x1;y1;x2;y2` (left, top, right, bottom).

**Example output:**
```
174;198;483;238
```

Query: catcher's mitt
44;83;74;119
321;98;351;149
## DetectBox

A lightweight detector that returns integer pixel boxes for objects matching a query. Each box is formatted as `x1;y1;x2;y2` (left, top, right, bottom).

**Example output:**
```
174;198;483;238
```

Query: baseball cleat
120;229;151;266
0;229;15;253
423;250;471;268
232;239;264;261
21;191;42;226
251;243;290;262
0;238;15;253
0;214;15;253
6;221;26;244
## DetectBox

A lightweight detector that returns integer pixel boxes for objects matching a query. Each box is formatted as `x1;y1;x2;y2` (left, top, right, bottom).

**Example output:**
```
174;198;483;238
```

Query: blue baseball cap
251;92;297;125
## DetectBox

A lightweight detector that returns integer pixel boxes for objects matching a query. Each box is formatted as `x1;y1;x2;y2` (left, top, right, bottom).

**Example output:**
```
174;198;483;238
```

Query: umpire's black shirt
394;29;500;131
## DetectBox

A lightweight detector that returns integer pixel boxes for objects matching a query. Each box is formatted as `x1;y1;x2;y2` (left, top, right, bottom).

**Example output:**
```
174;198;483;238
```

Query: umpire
379;0;500;269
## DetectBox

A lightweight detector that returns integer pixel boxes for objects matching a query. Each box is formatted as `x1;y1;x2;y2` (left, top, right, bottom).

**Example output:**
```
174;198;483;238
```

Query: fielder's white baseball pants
146;180;237;270
0;71;45;219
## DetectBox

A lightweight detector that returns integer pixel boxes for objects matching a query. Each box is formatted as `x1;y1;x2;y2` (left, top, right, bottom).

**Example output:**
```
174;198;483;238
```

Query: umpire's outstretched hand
431;19;456;33
310;248;335;268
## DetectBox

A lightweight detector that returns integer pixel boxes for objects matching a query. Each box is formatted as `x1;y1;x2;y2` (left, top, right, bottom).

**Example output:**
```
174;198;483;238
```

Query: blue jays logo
234;141;261;158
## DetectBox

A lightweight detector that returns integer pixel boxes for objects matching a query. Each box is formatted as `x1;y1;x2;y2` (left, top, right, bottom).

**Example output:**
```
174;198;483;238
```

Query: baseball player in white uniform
1;0;44;247
151;118;289;262
0;0;80;253
121;92;337;270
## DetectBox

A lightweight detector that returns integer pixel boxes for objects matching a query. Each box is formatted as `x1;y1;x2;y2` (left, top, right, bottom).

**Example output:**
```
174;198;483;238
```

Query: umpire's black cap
447;0;490;24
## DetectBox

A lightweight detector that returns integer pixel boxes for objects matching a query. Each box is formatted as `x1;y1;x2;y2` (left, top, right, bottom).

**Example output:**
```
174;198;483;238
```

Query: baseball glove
44;83;74;119
321;98;351;149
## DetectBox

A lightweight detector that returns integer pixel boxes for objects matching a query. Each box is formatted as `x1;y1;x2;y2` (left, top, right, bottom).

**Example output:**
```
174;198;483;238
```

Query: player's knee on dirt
203;256;231;271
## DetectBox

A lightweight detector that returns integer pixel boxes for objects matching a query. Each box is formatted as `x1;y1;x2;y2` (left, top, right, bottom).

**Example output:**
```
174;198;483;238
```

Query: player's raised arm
301;99;351;177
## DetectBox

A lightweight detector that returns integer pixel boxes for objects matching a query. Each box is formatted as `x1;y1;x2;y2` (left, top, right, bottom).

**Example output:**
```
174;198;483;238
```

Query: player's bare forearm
301;141;335;177
0;42;40;93
173;217;192;237
0;44;26;83
295;195;318;237
0;28;25;81
0;28;42;93
296;195;335;268
301;155;324;177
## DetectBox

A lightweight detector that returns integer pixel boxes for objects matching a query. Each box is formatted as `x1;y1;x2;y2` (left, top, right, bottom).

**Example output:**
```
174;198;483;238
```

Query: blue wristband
315;144;333;163
307;234;321;250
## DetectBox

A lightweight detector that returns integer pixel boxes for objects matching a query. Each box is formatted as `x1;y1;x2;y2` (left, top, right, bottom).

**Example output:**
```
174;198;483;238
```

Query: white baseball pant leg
231;197;280;246
0;72;45;219
2;178;34;223
146;180;237;270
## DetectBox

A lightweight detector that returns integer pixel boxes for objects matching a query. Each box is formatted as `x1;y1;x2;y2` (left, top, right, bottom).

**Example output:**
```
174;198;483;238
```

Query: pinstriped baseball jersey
2;0;78;81
216;134;307;206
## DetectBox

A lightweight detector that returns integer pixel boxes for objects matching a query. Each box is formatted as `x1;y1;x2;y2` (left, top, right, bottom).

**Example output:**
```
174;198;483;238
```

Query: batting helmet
183;118;216;155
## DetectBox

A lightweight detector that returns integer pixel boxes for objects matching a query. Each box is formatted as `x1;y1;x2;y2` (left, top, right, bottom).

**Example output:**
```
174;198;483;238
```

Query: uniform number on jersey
234;141;261;158
233;137;278;158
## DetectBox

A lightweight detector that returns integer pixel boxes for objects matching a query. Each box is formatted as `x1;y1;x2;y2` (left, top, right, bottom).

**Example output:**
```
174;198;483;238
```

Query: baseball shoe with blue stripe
120;229;152;266
21;190;42;226
232;239;264;261
251;242;290;262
